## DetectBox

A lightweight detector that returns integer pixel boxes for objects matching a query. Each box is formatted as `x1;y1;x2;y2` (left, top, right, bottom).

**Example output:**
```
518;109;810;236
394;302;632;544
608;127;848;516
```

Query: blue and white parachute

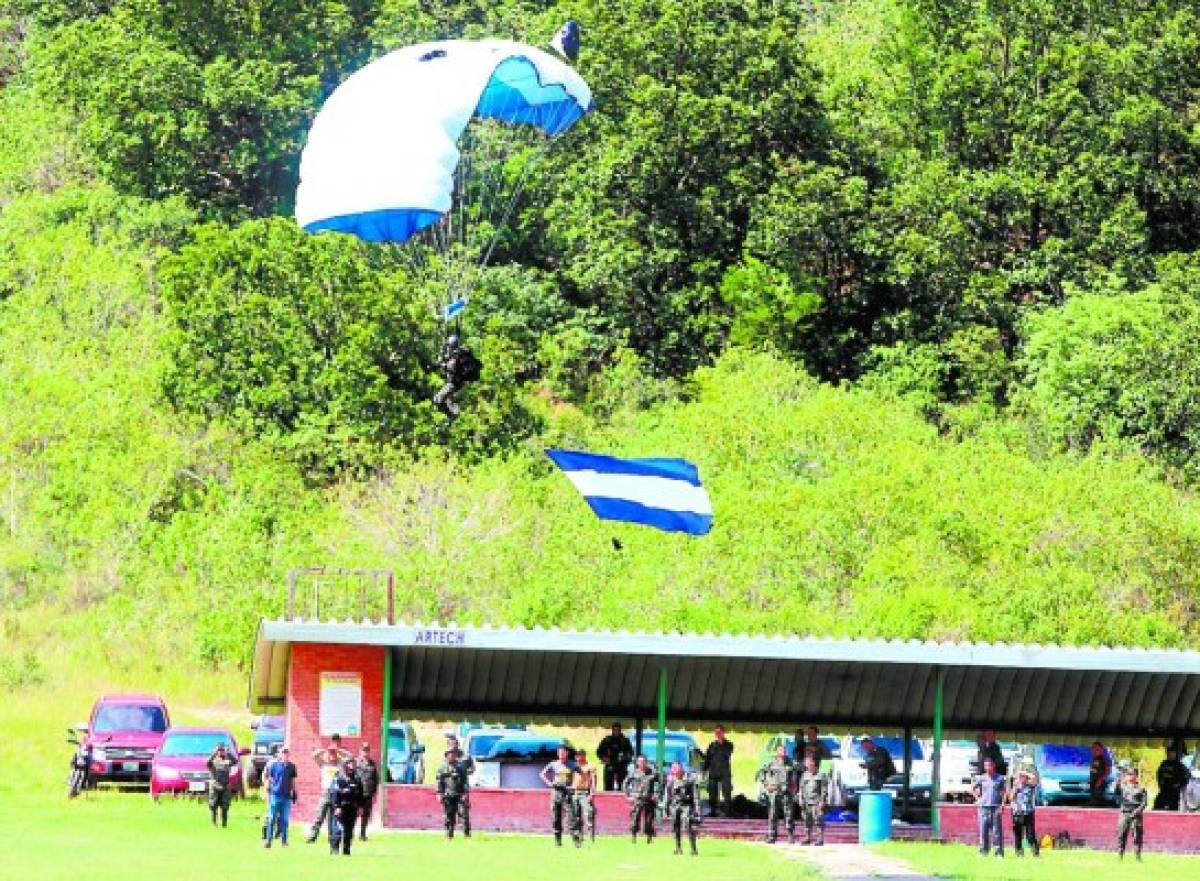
295;39;593;246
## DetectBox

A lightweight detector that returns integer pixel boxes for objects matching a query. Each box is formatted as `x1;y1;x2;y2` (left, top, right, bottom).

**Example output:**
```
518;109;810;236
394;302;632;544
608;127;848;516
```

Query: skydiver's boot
690;832;699;856
674;831;683;855
554;832;562;847
211;806;217;826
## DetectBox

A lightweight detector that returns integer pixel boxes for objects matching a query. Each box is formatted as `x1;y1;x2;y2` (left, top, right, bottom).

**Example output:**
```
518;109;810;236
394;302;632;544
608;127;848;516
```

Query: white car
830;735;933;814
459;727;529;787
937;739;1021;801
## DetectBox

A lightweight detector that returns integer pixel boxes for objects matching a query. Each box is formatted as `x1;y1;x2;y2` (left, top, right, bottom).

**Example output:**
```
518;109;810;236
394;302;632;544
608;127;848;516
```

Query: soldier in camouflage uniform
539;744;576;846
206;743;237;828
1116;767;1147;861
796;753;828;846
756;744;796;844
624;755;660;843
663;760;701;856
569;749;597;847
435;747;471;839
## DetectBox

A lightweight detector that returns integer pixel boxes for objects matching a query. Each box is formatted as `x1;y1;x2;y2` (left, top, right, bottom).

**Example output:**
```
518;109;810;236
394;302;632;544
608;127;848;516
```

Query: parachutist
434;334;482;418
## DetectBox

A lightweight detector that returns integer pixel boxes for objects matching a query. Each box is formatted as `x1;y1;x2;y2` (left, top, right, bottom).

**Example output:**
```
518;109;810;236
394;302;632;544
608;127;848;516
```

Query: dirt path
785;843;938;880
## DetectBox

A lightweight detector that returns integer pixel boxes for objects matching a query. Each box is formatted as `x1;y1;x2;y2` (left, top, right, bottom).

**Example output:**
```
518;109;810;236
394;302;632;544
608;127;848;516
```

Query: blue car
386;721;426;784
1030;744;1118;806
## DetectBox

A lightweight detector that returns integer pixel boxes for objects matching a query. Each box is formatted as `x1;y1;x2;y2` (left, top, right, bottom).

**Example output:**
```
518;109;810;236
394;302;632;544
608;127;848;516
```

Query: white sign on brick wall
319;671;362;737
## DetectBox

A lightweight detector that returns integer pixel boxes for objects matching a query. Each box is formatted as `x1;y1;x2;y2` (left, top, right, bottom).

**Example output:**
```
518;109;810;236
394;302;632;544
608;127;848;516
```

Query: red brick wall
383;786;637;834
939;804;1200;854
286;642;385;824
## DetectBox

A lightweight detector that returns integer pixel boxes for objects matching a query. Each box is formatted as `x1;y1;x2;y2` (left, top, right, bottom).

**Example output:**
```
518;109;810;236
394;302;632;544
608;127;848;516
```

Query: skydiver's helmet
550;21;581;63
446;334;460;349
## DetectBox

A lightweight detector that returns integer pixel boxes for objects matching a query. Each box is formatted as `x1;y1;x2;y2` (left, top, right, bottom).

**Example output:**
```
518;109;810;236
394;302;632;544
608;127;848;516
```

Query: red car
150;727;247;799
85;694;170;786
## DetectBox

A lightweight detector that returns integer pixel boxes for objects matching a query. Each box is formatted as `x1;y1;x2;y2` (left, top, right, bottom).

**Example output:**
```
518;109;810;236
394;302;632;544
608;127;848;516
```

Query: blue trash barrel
857;791;893;843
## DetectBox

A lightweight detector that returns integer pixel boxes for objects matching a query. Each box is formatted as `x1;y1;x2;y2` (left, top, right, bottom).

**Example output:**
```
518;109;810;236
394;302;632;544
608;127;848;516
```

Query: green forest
3;0;1200;673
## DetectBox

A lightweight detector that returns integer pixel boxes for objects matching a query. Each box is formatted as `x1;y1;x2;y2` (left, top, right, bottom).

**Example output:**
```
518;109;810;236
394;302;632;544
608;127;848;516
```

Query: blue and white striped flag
545;449;713;535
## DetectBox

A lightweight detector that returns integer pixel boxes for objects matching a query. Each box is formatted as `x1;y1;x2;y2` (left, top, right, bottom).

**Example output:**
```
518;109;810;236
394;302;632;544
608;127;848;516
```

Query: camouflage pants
441;794;469;835
551;789;570;836
766;791;794;841
208;785;232;825
630;798;656;837
799;802;824;843
670;803;699;852
569;791;594;841
1117;812;1143;854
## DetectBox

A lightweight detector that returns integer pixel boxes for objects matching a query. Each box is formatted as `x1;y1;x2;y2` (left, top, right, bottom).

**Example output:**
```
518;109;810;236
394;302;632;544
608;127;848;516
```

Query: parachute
295;36;594;314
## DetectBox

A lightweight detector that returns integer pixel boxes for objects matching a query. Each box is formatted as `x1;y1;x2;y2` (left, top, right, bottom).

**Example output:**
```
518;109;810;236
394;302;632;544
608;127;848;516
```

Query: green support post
656;667;668;774
379;650;393;827
931;666;945;838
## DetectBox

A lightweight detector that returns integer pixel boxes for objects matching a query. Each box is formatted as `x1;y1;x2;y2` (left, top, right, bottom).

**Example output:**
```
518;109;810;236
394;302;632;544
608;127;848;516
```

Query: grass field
876;841;1200;880
2;794;818;881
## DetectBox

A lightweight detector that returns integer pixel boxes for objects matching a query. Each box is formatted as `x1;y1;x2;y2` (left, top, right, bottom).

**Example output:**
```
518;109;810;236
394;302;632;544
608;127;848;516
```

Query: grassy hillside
3;1;1200;683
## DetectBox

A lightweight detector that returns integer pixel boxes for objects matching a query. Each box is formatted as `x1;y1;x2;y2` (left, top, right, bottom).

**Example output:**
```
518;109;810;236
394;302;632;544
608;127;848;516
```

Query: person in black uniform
1115;767;1147;861
703;726;734;817
1154;745;1189;811
860;737;896;791
328;757;365;856
597;723;634;792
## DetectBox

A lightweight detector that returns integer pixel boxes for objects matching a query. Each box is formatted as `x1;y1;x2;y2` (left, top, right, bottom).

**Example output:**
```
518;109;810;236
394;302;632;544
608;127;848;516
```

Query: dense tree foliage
3;1;1200;663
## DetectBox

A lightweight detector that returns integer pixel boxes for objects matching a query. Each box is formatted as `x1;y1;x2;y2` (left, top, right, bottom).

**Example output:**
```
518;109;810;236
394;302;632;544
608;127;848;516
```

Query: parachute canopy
295;39;594;245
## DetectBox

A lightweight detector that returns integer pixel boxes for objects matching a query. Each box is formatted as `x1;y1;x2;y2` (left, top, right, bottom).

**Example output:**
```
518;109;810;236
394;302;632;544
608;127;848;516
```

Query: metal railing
286;566;395;624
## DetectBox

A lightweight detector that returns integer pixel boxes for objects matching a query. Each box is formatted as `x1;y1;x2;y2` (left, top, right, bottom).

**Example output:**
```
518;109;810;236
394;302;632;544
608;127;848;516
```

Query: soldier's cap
445;746;462;757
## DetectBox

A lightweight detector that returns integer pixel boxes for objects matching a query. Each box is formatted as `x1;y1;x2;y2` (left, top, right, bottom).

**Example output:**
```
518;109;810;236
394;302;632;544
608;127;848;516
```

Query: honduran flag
545;449;713;535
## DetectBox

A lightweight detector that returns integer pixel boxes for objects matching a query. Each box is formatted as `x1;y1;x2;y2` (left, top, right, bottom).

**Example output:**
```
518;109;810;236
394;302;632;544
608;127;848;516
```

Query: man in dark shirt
1089;741;1112;807
328;757;365;855
206;743;237;828
263;745;298;848
861;737;896;791
597;723;634;792
978;730;1007;777
703;725;735;817
1154;745;1189;811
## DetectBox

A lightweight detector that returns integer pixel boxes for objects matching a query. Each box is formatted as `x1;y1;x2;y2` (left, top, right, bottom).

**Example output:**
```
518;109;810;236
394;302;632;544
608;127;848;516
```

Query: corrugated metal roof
250;620;1200;736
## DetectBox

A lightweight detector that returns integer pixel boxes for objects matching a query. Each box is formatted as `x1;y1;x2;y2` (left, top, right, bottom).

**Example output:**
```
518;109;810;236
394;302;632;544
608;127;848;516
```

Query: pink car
85;694;170;786
150;727;247;799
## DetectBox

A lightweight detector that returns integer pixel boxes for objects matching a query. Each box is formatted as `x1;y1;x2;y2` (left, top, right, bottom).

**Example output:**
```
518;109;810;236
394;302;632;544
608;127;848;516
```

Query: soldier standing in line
663;760;701;856
355;742;379;841
703;725;734;817
327;757;364;855
972;756;1007;858
597;723;634;792
1089;741;1113;807
756;744;795;844
797;753;828;846
539;744;576;847
436;746;471;839
306;734;351;843
206;742;237;828
1154;745;1189;811
624;755;660;843
1116;767;1147;861
860;737;896;792
569;749;597;846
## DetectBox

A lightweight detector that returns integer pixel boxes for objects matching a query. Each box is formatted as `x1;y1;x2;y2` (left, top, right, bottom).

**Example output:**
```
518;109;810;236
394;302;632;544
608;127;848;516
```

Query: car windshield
93;704;167;734
486;739;563;760
849;738;924;761
160;733;232;757
468;733;513;757
1038;745;1100;767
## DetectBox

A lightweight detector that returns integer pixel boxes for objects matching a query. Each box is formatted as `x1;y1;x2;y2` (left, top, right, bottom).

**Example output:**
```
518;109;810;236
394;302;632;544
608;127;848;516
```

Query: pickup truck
82;694;170;786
